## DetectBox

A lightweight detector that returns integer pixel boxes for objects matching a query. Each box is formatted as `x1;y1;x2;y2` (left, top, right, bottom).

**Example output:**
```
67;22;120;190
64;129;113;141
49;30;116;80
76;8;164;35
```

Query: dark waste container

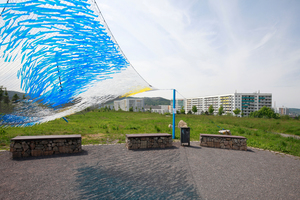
180;127;190;146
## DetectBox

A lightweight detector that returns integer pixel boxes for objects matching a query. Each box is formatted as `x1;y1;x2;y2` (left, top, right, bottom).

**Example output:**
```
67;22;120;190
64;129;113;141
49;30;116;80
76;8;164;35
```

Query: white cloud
0;0;299;108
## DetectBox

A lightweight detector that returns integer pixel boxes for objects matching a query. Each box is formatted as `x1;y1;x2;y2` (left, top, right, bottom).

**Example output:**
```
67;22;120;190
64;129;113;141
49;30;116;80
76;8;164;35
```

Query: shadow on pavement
129;146;179;152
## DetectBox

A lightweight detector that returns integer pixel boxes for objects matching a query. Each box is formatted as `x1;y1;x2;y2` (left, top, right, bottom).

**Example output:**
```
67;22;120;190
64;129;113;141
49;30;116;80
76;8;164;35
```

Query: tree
218;105;224;116
22;94;26;99
0;86;3;110
241;112;244;117
180;106;185;114
192;105;197;114
0;86;3;102
208;105;214;115
12;93;20;103
233;108;241;116
3;88;9;105
249;106;279;119
129;107;133;112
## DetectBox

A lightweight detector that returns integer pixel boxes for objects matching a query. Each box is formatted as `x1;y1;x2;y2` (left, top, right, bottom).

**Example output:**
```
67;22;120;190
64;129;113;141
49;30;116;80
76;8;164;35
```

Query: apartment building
185;91;272;116
144;105;170;114
278;107;289;115
114;98;144;112
170;99;184;113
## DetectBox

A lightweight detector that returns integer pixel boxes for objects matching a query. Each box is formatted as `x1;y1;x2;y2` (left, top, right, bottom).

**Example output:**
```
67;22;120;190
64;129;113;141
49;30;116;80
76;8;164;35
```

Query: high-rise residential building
114;98;144;112
185;91;272;116
170;99;184;113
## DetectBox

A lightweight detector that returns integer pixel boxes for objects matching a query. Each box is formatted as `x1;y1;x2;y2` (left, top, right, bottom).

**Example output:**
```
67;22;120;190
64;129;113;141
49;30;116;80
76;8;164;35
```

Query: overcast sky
96;0;300;108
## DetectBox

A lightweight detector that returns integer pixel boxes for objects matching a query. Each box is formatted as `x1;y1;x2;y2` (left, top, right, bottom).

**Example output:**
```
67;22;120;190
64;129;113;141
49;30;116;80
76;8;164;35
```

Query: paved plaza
0;142;299;199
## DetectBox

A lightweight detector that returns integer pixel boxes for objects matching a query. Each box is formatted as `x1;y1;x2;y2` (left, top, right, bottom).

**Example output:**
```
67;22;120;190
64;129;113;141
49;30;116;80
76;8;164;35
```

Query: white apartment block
145;105;170;114
114;98;144;112
185;91;272;116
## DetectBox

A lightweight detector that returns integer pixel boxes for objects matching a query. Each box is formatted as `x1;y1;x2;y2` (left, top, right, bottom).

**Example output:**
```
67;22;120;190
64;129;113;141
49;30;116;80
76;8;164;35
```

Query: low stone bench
200;134;247;151
10;135;82;158
126;133;172;150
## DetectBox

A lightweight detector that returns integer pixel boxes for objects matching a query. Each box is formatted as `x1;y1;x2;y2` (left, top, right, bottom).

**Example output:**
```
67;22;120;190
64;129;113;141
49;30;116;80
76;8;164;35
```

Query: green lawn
1;110;300;157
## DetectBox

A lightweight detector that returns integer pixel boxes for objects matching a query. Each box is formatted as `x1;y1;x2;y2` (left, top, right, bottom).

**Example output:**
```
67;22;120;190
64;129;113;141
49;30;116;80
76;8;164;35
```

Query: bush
154;125;161;132
249;106;279;119
281;115;290;120
0;127;5;135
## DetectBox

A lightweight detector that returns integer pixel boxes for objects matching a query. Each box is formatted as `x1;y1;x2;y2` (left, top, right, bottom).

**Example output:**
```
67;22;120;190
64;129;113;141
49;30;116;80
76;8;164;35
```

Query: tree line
178;105;242;116
0;86;25;113
180;104;296;120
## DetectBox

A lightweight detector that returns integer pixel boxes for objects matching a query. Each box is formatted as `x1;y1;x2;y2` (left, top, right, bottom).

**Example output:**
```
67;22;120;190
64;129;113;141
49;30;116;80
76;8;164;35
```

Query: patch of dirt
275;133;300;140
82;133;105;139
106;139;119;144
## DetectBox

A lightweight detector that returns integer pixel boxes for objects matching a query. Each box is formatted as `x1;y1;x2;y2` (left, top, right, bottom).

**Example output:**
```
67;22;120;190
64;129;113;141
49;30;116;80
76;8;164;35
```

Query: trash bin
180;127;190;146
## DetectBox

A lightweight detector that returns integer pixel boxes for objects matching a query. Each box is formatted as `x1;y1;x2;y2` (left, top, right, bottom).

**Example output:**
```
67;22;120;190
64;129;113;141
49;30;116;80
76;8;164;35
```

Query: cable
0;0;10;16
176;90;187;99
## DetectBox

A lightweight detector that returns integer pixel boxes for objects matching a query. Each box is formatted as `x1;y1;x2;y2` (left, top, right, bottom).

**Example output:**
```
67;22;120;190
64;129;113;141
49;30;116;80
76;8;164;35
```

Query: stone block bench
126;133;172;150
200;134;247;151
10;135;82;158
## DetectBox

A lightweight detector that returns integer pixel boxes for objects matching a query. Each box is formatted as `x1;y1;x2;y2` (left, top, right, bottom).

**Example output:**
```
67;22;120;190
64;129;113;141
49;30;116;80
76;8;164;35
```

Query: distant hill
103;97;170;106
143;97;170;106
289;108;300;116
6;90;27;100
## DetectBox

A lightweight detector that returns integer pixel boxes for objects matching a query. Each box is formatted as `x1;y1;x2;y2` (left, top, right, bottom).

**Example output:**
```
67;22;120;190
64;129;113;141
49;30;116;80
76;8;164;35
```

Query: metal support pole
172;89;176;139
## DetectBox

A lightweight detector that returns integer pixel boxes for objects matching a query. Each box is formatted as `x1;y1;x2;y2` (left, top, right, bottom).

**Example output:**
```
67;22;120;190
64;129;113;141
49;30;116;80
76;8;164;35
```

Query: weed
281;141;287;147
254;132;260;137
126;125;139;130
155;125;161;133
0;127;5;135
237;127;245;134
99;124;108;129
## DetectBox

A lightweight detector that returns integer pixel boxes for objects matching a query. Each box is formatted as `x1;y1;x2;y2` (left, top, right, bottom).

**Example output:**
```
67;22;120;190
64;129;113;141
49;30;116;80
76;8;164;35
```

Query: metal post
172;89;176;139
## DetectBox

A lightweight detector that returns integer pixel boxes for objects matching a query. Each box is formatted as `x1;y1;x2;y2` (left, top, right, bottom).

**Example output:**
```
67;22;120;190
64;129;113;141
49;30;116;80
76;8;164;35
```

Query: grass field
1;110;300;157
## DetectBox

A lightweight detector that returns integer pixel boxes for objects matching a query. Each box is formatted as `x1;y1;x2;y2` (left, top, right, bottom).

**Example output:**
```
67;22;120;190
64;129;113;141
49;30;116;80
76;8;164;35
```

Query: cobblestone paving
0;142;299;200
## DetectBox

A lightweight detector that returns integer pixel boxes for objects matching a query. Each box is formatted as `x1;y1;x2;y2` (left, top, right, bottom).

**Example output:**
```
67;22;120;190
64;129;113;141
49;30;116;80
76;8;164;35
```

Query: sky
96;0;300;108
0;0;299;108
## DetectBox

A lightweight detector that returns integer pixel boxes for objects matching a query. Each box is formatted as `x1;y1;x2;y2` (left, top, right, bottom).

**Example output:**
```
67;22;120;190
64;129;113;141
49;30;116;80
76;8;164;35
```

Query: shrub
154;125;161;132
0;127;5;135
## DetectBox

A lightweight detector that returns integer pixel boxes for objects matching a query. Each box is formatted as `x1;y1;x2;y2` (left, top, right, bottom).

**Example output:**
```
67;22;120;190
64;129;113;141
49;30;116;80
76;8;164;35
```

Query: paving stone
1;142;299;200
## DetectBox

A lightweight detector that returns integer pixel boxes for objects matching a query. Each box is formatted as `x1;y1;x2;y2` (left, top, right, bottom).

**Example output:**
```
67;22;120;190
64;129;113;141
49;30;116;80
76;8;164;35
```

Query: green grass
1;110;300;157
